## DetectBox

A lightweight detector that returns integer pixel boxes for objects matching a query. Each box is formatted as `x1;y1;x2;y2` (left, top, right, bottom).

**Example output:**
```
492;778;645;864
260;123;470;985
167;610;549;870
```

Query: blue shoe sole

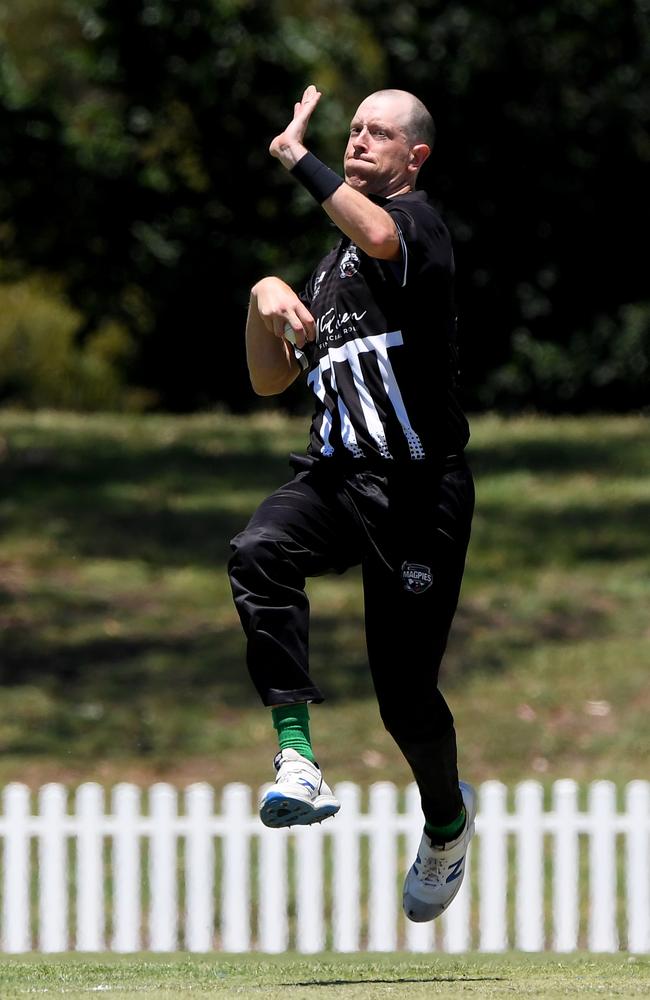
260;790;340;829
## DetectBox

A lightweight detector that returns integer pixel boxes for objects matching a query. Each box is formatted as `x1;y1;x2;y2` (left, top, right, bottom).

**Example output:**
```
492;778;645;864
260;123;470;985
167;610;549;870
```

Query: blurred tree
0;0;383;410
0;0;648;411
0;275;143;410
355;0;650;411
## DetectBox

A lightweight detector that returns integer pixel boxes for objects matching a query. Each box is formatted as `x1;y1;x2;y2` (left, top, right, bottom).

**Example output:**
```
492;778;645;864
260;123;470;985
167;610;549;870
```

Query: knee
380;689;454;744
229;528;298;588
229;529;271;580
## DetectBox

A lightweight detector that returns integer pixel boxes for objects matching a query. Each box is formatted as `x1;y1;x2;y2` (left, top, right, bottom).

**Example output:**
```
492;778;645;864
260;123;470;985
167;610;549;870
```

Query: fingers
300;84;321;112
278;304;316;349
253;279;315;348
295;302;316;342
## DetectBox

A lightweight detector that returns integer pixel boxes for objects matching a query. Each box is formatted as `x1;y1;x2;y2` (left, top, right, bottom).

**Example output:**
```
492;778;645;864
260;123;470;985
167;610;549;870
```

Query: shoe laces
417;855;448;886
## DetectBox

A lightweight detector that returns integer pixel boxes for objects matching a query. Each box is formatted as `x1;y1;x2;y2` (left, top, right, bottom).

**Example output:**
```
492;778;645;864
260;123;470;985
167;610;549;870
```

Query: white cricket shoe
259;748;340;828
403;780;477;923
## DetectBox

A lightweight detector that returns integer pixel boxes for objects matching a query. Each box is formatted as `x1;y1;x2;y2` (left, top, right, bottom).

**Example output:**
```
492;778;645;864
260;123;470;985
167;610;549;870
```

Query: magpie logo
401;562;433;594
340;244;360;278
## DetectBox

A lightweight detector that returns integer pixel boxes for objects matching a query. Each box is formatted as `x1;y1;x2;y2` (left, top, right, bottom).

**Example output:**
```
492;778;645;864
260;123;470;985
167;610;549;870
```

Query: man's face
344;94;415;197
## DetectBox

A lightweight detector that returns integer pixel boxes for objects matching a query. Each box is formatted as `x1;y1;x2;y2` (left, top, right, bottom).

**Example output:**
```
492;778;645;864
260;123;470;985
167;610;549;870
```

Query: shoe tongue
273;748;301;770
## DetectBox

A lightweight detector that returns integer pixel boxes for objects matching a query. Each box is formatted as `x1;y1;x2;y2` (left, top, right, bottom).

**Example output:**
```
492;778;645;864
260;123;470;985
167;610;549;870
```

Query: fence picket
38;784;68;952
2;784;31;953
368;782;398;951
296;824;325;952
0;778;648;955
479;781;508;952
112;783;141;952
149;784;178;951
332;782;361;952
553;780;580;951
258;826;289;953
626;781;650;953
221;784;251;952
515;781;544;951
185;783;215;952
76;783;105;952
588;782;619;952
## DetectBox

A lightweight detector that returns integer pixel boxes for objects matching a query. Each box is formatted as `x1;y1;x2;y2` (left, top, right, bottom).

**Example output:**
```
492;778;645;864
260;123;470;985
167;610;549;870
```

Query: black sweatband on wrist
290;152;344;204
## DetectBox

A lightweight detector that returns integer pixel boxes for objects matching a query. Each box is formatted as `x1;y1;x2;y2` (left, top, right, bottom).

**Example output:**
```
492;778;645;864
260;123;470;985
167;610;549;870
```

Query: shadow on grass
3;422;649;571
287;977;504;986
468;426;650;477
0;593;371;705
470;498;650;573
1;417;646;750
1;441;293;566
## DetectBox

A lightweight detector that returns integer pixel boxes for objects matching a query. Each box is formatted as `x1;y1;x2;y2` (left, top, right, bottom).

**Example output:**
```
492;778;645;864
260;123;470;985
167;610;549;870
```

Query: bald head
363;89;435;151
345;89;434;196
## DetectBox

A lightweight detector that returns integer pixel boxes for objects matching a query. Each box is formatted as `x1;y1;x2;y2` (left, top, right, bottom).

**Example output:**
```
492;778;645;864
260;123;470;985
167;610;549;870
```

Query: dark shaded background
1;0;648;414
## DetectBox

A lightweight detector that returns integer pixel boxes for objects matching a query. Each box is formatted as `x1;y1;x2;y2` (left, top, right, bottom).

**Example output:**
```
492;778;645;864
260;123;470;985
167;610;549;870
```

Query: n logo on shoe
401;561;433;594
446;857;464;883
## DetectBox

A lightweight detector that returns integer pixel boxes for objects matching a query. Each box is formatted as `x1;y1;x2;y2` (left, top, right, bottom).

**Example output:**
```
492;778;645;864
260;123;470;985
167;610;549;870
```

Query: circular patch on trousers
401;561;433;594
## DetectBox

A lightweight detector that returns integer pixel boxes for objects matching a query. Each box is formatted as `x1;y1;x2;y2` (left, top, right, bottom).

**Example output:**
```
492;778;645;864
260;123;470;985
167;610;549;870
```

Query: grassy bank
0;409;648;790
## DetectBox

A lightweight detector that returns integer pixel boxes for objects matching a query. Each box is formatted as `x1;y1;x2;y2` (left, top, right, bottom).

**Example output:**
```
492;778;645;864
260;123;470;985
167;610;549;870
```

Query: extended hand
269;85;322;167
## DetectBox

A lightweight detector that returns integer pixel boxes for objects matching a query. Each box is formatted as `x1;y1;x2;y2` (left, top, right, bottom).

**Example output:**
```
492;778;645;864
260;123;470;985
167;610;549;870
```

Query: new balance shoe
259;748;340;828
403;780;477;923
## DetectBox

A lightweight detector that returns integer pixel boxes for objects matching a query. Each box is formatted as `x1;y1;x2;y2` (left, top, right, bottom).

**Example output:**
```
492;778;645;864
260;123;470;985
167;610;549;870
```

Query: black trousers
228;455;475;826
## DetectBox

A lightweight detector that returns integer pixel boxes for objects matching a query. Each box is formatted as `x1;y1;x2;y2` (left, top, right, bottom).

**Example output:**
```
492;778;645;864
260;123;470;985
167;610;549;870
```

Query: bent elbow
250;377;281;397
363;225;401;260
249;369;295;396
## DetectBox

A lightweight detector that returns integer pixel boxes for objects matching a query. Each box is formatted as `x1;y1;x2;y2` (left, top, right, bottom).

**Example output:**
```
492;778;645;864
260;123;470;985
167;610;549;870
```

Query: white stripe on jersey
309;330;425;459
363;331;425;460
308;354;364;458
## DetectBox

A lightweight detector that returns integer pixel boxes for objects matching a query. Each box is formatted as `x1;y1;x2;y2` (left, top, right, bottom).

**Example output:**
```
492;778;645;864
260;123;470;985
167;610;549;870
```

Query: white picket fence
0;779;648;954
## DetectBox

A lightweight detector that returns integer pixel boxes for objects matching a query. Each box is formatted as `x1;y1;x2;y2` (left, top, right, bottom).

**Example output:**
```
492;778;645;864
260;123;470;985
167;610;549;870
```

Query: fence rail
1;779;649;954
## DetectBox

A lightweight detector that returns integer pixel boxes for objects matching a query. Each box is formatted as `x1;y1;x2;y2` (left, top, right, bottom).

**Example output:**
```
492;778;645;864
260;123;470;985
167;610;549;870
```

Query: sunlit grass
0;409;648;790
0;952;647;999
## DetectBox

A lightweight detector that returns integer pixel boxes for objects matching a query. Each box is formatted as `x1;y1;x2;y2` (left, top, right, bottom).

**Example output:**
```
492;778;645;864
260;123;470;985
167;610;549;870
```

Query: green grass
0;409;648;790
0;953;648;999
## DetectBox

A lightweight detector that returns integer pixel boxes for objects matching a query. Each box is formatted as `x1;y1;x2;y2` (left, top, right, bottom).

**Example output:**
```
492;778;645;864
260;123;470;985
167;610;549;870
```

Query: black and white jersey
295;190;470;465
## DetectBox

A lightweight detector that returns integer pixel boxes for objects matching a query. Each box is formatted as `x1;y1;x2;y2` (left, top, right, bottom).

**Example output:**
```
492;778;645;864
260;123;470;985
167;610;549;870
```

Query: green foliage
486;303;650;411
0;1;648;411
0;0;385;411
0;276;143;409
355;0;650;409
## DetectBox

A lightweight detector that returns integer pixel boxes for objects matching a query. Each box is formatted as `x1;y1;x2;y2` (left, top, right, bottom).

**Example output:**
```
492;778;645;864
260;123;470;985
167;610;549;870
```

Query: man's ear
409;143;431;172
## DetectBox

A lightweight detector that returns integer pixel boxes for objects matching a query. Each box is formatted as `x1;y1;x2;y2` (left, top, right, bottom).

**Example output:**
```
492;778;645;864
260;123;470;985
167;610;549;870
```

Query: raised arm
269;86;401;261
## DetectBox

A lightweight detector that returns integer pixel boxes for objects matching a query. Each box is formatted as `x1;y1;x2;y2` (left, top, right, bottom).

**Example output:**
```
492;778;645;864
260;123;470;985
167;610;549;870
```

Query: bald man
229;86;476;923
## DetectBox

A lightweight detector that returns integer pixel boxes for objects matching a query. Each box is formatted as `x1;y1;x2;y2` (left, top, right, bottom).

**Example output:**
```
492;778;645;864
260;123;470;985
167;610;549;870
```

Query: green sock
425;807;466;844
271;704;316;763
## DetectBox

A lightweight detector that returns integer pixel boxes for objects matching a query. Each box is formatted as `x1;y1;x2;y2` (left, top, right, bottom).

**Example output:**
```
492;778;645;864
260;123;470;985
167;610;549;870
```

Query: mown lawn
0;952;648;999
0;409;648;791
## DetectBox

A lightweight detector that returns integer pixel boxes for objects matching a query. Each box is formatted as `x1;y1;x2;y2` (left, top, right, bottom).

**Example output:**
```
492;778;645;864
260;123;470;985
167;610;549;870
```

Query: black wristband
290;152;344;204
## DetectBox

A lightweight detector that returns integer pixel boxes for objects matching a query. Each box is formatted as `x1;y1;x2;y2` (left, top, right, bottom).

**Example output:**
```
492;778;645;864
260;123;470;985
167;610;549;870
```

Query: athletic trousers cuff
264;686;324;707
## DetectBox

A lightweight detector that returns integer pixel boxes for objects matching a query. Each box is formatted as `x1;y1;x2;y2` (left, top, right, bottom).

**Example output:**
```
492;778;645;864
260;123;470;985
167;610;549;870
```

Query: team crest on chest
401;561;433;594
340;244;360;278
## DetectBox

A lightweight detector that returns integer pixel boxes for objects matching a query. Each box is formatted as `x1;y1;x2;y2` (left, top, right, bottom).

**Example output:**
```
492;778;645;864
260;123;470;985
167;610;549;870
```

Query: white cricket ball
283;323;297;345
